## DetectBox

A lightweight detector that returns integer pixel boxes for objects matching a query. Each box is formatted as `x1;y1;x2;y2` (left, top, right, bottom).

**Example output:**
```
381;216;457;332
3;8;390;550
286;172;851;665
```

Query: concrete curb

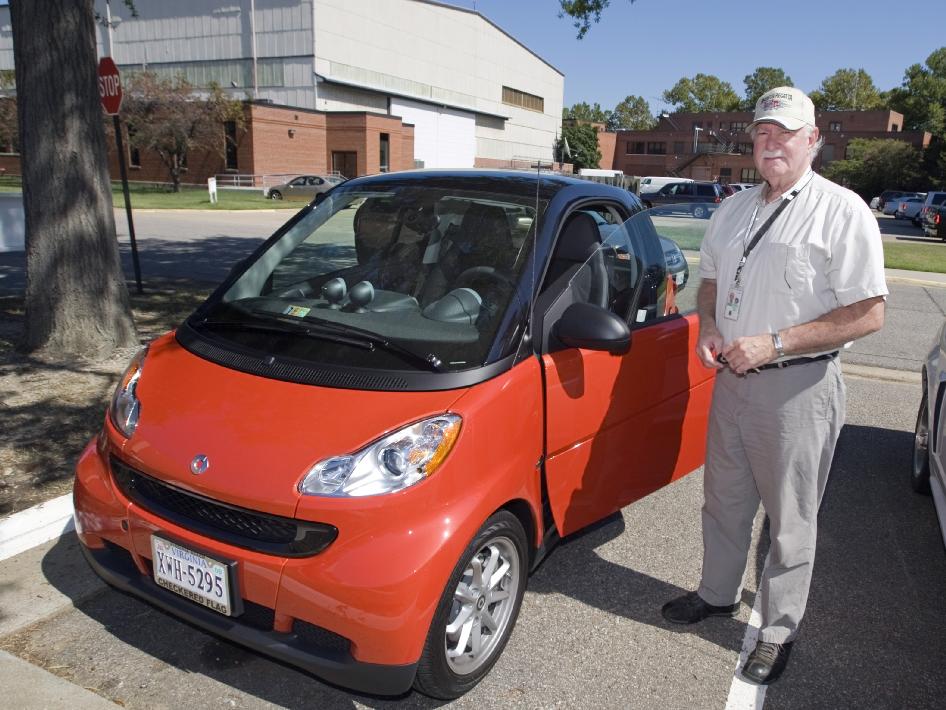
0;494;74;562
0;651;116;708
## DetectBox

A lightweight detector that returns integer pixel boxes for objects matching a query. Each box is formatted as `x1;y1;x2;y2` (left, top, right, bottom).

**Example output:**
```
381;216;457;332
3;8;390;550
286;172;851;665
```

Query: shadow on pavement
0;236;263;293
765;423;946;709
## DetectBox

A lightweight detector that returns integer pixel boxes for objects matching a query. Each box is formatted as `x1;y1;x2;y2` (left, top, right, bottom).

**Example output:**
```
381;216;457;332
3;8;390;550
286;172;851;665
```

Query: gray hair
806;125;824;163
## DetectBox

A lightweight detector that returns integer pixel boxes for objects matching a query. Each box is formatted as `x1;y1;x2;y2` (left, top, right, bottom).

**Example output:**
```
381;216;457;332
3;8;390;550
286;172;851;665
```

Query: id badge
724;284;743;321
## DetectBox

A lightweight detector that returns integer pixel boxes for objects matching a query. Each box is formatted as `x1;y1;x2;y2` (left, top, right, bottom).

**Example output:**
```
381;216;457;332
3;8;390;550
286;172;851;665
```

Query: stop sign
98;57;123;115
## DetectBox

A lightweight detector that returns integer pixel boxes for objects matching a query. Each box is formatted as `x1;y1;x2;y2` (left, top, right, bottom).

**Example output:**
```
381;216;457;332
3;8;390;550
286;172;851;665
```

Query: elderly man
661;87;887;684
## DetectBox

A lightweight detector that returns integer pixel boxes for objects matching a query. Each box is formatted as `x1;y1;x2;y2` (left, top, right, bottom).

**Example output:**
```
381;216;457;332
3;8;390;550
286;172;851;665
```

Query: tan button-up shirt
699;171;888;353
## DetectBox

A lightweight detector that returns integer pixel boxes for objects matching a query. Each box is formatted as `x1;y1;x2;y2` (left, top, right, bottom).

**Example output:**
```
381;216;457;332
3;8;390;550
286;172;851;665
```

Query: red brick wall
0;154;21;176
597;131;616;169
247;104;328;177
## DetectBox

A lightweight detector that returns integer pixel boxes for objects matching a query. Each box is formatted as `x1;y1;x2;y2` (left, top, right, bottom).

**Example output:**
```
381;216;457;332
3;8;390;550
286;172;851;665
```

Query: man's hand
696;325;725;369
721;334;778;374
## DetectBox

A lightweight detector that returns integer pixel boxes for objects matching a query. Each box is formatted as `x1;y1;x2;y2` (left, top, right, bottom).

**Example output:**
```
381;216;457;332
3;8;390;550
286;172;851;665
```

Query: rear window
931;193;946;206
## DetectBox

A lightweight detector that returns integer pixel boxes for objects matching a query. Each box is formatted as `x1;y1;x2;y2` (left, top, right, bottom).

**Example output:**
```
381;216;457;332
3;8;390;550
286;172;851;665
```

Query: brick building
105;101;415;186
605;109;931;184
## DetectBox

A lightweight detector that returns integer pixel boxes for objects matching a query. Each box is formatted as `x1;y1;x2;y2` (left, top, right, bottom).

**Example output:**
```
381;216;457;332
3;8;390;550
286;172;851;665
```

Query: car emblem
190;454;210;475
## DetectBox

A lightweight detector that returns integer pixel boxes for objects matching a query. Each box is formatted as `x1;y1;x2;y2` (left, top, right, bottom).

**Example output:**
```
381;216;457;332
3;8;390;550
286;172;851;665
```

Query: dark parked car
639;181;728;219
923;203;946;241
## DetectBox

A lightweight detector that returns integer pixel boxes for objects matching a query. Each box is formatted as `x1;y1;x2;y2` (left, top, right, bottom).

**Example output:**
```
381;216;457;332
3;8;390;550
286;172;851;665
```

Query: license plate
151;535;233;616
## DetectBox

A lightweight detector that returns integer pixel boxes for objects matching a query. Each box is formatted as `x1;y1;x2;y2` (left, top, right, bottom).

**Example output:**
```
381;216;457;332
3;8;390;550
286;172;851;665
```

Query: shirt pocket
770;243;815;294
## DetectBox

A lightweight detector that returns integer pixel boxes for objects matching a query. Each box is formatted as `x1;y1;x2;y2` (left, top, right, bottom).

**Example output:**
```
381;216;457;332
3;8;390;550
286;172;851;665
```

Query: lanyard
732;174;812;286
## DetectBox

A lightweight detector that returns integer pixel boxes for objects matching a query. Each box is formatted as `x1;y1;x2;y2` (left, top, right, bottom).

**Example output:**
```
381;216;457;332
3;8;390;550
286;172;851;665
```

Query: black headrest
555;212;601;263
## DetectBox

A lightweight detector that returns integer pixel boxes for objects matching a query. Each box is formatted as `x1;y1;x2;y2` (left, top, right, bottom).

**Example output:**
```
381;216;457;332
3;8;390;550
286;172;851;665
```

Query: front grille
111;457;337;557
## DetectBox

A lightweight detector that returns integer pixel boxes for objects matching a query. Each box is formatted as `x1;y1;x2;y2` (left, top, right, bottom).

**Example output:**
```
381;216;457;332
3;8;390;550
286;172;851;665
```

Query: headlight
109;346;148;438
299;414;461;497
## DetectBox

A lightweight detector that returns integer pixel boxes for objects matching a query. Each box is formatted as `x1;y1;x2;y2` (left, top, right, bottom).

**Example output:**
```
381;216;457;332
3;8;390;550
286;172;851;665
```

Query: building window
891;124;899;132
822;144;835;163
626;141;645;154
719;122;728;130
829;122;842;132
379;133;390;172
224;121;238;171
673;141;685;154
502;86;544;113
718;167;732;181
646;142;666;155
740;168;760;183
737;142;753;155
730;121;748;133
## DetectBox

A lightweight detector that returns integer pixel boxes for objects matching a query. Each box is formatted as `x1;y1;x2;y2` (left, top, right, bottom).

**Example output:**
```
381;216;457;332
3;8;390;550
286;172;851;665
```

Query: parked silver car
911;322;946;548
265;174;346;201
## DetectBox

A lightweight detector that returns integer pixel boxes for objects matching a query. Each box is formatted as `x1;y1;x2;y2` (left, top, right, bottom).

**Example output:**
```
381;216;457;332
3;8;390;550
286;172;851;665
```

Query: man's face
751;122;818;185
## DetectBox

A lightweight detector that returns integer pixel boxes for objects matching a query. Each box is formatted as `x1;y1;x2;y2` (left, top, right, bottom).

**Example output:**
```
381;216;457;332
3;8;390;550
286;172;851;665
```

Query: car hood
119;334;464;518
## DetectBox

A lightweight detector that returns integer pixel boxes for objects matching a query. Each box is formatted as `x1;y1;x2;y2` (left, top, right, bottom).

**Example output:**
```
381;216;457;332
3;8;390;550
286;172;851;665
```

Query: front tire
269;190;283;200
413;510;528;699
913;389;933;494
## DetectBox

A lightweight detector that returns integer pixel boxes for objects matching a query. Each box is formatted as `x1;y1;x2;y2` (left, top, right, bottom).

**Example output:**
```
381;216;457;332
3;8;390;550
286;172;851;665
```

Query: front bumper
80;537;417;696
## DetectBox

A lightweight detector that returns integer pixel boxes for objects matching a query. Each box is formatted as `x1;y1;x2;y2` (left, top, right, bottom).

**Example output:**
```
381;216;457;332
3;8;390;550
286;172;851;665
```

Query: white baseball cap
748;86;816;131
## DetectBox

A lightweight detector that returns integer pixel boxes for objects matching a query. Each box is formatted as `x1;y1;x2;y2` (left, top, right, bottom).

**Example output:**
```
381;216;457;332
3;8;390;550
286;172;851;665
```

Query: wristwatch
771;331;786;358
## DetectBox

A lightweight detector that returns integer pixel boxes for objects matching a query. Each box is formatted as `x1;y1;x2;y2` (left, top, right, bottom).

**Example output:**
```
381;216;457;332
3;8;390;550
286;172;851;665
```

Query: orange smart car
74;171;714;698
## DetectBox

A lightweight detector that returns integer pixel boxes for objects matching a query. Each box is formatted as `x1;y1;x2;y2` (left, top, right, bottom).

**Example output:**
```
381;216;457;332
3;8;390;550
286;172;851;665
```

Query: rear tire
413;510;528;699
692;204;708;219
913;389;933;495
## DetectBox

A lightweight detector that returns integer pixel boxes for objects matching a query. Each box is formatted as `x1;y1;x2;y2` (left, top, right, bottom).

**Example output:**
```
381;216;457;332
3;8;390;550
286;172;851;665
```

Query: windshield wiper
195;313;444;372
295;316;445;372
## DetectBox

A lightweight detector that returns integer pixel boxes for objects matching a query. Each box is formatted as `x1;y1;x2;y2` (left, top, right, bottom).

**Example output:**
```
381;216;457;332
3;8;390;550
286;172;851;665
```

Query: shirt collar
760;169;814;204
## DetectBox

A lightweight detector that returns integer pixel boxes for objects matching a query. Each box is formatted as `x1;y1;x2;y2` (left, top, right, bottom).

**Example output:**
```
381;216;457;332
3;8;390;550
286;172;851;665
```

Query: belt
754;351;839;372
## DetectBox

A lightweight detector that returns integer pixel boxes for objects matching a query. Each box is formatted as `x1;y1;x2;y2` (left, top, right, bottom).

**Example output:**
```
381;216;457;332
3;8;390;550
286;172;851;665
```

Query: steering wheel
453;266;516;290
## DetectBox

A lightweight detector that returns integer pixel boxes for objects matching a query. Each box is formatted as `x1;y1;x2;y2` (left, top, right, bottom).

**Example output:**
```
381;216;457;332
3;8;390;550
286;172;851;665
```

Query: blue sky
464;0;946;113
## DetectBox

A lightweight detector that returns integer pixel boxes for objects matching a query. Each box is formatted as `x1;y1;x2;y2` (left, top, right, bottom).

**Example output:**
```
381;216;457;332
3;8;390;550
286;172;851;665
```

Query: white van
639;176;693;194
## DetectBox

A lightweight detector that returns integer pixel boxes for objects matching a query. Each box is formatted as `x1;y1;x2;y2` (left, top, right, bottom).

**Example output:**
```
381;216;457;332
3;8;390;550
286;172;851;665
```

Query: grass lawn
0;176;298;209
111;184;299;210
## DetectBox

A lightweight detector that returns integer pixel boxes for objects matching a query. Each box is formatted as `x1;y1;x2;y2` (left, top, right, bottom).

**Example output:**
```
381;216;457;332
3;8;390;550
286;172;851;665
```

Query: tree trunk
10;0;138;359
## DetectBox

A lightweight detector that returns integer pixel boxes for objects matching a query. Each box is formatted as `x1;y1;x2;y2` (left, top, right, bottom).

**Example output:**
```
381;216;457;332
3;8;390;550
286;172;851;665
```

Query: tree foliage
563;101;610;123
743;67;793;110
887;48;946;135
122;72;245;192
662;74;741;113
809;69;884;111
822;138;924;200
607;95;654;130
558;122;602;171
0;97;17;153
558;0;636;39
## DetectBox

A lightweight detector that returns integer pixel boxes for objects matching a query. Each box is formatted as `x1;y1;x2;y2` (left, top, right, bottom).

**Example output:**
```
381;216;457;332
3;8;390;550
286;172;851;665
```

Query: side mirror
554;302;631;355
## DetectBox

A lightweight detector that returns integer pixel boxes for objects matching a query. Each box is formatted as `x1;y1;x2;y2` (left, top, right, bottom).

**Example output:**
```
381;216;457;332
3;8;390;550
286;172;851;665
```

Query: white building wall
312;0;563;165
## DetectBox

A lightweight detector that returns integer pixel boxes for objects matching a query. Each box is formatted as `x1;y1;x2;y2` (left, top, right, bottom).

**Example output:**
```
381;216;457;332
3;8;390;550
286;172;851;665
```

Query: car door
540;207;715;536
285;176;310;200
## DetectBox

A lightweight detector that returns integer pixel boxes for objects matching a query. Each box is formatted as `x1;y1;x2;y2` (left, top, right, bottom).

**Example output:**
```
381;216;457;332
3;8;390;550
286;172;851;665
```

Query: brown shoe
661;591;739;624
741;641;793;685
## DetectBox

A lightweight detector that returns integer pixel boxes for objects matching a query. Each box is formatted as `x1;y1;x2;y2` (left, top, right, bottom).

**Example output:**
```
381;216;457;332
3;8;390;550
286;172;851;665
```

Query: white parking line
724;573;767;709
0;494;74;561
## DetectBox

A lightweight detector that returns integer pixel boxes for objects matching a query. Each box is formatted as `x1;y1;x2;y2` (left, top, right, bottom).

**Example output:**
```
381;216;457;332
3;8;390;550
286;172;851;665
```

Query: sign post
98;57;142;294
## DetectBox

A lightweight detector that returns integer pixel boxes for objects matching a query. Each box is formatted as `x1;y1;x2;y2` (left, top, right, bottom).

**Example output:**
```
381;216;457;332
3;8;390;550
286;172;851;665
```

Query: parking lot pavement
1;375;944;709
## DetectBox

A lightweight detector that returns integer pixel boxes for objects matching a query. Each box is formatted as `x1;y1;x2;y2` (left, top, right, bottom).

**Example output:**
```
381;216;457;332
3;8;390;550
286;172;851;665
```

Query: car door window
290;177;307;187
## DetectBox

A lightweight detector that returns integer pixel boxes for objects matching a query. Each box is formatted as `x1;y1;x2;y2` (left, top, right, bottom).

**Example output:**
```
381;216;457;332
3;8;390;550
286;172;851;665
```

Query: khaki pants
697;358;845;643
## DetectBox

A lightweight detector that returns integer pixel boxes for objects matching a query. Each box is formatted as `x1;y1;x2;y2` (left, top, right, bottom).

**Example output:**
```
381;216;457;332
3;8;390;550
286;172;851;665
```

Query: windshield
191;183;545;373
